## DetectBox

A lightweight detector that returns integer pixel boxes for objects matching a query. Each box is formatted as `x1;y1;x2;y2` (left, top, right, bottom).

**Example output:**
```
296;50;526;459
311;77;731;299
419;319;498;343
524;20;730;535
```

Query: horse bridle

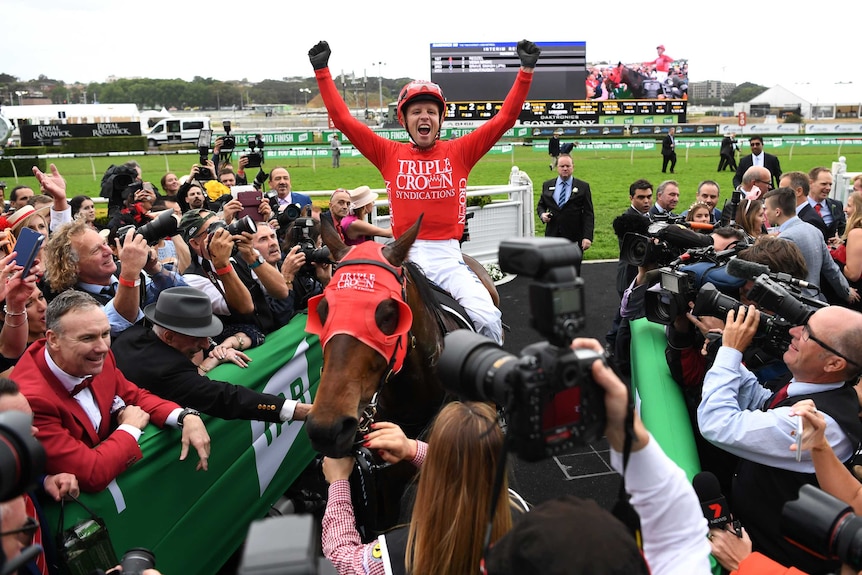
332;256;416;437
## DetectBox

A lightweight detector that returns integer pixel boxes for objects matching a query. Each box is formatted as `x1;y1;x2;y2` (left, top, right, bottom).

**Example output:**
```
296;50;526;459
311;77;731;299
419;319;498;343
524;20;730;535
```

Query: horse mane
403;260;447;322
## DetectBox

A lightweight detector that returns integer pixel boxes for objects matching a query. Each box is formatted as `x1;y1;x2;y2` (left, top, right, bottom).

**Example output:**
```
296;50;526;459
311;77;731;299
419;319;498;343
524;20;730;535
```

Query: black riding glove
517;40;541;68
309;41;331;70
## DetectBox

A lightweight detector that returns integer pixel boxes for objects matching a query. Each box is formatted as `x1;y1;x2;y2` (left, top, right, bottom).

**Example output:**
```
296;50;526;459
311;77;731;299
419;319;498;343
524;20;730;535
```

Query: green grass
8;143;861;260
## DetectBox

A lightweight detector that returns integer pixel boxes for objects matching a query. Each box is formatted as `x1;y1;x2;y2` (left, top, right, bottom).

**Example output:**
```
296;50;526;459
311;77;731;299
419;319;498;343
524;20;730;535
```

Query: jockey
645;44;675;83
308;39;540;344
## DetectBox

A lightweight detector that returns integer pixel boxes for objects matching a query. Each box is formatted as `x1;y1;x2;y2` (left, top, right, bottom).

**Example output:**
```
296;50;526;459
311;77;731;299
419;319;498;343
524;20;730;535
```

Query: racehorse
305;216;474;535
606;63;659;99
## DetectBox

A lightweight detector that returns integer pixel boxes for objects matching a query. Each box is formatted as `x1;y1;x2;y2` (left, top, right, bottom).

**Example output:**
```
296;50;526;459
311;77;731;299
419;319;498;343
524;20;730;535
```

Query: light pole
373;61;386;115
363;70;368;118
299;88;311;112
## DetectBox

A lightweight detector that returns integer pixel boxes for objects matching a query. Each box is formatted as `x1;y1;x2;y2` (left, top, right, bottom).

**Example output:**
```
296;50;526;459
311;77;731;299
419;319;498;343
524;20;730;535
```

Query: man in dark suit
648;180;680;217
808;166;846;241
547;131;561;170
764;187;852;305
661;127;677;173
113;287;311;423
605;179;653;355
779;170;829;239
718;133;738;172
11;291;211;492
733;135;782;189
537;154;594;274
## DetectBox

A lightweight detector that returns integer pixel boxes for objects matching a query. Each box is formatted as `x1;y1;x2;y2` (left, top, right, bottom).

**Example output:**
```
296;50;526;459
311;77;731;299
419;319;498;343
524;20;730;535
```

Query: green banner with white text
42;315;322;575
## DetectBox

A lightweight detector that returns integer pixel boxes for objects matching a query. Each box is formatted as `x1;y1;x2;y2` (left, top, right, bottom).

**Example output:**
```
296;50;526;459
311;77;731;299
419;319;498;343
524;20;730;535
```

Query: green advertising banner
322;126;530;145
213;131;315;145
42;315;323;575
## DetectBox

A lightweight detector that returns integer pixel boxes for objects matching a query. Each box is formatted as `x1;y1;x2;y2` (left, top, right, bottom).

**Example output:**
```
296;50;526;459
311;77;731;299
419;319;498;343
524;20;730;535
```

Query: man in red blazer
11;290;211;492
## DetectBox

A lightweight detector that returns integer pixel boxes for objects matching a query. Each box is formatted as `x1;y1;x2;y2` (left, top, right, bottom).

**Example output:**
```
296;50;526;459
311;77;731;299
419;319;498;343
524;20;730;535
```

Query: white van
146;117;211;147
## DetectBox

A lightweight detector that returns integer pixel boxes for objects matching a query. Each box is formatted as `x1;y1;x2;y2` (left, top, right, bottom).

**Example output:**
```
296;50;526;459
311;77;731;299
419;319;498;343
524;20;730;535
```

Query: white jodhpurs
409;239;503;344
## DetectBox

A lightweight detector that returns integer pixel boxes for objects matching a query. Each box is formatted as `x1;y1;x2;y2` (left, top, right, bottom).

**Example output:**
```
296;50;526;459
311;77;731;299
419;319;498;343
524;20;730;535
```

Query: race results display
430;41;687;125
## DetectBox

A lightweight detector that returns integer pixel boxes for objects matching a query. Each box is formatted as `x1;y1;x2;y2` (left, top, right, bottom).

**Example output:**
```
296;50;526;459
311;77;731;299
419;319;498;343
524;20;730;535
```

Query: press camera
783;484;862;571
438;237;606;462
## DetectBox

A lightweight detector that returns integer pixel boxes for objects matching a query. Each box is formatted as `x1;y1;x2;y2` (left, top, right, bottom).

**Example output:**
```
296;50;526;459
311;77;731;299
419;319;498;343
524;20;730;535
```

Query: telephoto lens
119;547;155;575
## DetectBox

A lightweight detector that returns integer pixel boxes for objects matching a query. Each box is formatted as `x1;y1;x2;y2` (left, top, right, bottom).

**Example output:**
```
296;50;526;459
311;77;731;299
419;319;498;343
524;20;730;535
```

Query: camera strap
611;384;643;551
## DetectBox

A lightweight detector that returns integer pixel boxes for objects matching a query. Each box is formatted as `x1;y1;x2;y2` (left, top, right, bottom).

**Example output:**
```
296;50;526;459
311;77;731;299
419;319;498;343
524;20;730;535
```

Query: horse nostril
338;417;359;441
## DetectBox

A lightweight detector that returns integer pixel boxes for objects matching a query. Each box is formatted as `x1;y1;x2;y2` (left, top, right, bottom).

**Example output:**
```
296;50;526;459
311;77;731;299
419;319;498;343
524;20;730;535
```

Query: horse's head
606;63;623;87
305;216;422;457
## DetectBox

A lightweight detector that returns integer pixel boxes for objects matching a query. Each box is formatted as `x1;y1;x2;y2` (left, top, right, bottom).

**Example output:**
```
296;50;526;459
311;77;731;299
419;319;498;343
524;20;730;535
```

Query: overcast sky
5;0;857;89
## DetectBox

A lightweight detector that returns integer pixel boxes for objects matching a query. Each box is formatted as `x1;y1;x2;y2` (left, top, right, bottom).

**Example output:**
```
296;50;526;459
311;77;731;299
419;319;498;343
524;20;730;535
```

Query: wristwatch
248;250;265;270
177;408;201;427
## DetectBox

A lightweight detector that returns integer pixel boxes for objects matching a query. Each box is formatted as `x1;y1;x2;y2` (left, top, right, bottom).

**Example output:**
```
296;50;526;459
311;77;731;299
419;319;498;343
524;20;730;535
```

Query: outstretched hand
309;41;331;70
517;40;541;69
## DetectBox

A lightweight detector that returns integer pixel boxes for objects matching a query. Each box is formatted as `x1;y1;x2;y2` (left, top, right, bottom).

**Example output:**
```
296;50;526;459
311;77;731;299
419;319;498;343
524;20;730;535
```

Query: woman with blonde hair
832;191;862;310
322;400;518;575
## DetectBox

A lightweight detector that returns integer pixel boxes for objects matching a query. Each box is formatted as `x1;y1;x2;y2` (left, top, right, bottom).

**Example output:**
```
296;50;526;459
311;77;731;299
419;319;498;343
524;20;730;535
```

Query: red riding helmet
396;80;446;128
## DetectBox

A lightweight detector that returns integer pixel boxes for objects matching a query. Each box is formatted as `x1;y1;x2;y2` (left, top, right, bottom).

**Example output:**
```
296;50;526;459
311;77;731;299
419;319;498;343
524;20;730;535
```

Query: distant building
737;83;862;120
689;80;736;101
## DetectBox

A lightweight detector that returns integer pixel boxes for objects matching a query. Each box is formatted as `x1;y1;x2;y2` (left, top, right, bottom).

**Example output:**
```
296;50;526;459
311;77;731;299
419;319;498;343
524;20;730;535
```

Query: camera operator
485;337;711;575
696;303;862;574
614;224;745;376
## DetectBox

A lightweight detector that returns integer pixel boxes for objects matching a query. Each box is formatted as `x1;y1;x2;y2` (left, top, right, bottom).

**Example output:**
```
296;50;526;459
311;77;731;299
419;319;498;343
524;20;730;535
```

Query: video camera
244;134;265;169
692;265;825;358
196;129;214;182
643;244;746;325
438;238;606;462
289;217;332;275
783;484;862;571
615;212;714;267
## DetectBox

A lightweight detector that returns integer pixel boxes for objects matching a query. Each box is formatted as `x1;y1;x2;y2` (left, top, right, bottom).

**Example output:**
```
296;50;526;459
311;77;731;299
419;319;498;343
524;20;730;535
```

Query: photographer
178;209;285;341
282;218;331;312
485;338;711;575
44;220;187;336
696;304;862;574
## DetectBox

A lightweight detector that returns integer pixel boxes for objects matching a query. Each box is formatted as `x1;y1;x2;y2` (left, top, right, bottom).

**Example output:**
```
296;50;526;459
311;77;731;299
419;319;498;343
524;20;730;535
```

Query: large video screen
586;44;688;101
431;41;587;101
429;41;687;125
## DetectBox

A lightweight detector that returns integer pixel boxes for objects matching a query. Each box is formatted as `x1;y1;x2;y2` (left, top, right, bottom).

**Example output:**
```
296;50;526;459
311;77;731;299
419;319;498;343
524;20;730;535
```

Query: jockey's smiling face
405;101;441;150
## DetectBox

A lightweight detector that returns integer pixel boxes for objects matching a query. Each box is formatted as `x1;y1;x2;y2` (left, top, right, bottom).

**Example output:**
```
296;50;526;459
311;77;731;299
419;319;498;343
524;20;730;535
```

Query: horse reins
334;256;416;435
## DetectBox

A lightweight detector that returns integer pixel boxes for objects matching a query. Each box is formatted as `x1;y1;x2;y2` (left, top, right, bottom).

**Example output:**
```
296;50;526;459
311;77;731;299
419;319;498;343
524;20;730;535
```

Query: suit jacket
112;325;284;423
720;136;737;156
615;206;646;294
797;202;829;239
661;134;675;157
11;340;180;492
537;177;594;243
733;153;782;188
825;197;846;239
777;217;849;303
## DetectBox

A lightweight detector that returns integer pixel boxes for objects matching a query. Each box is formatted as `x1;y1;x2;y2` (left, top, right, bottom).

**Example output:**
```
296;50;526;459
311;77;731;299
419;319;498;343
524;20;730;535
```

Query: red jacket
731;552;808;574
315;68;532;241
12;340;180;492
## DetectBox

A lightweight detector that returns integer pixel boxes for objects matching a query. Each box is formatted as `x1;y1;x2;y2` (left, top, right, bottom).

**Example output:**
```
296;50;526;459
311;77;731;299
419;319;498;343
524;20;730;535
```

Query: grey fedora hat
144;287;223;337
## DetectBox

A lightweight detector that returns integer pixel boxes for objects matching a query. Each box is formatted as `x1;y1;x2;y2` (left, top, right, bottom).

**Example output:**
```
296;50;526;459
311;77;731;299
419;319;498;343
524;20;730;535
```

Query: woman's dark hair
69;195;93;219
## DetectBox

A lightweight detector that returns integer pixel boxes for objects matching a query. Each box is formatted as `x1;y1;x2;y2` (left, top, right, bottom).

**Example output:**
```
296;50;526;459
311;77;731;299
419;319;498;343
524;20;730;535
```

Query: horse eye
317;298;329;325
375;300;400;336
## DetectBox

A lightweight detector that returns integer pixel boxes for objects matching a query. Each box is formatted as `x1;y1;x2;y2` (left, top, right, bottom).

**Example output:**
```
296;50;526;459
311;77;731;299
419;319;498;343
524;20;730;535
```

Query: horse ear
383;214;422;267
321;215;351;261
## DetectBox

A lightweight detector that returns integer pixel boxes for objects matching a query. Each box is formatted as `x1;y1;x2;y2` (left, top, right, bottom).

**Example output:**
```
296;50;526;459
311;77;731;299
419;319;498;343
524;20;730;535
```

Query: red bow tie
71;376;94;397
